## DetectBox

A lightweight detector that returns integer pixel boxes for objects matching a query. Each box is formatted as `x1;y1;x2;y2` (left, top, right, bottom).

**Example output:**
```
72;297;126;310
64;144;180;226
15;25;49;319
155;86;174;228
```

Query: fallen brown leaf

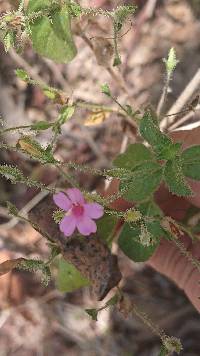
0;258;25;276
29;195;122;300
84;110;110;126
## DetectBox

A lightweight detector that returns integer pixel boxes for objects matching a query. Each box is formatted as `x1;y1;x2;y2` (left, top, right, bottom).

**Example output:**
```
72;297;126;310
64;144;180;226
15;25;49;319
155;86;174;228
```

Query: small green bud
69;2;83;17
53;209;65;224
101;83;111;97
124;209;141;223
7;201;19;217
113;55;122;67
43;88;57;100
3;31;15;52
15;68;30;82
163;47;179;76
163;336;182;354
125;105;134;116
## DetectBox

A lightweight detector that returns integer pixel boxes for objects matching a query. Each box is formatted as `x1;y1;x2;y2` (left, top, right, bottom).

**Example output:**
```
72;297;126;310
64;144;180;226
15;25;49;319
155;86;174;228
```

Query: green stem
63;161;130;179
112;21;122;66
0;124;33;135
133;304;166;342
56;165;80;188
173;238;200;273
108;93;140;126
76;101;124;115
157;73;171;119
16;213;54;242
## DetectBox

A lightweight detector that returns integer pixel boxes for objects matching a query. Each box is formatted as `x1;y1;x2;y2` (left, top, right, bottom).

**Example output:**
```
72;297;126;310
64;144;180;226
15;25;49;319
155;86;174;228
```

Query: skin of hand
90;0;107;7
90;0;200;313
150;127;200;313
103;126;200;313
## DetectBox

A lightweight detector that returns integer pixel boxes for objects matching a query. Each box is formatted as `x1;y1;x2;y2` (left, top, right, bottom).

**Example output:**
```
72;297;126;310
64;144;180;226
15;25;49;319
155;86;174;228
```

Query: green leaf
113;56;121;67
139;110;177;159
182;145;200;180
85;294;118;321
138;200;163;217
7;201;19;217
158;346;169;356
125;105;134;116
113;143;153;170
53;105;75;134
105;293;119;306
69;2;83;17
58;105;75;125
15;68;30;82
140;219;168;247
96;214;117;247
27;0;77;63
118;223;158;262
18;258;51;286
101;83;111;96
164;158;193;196
113;5;137;32
120;161;163;202
3;30;15;52
0;165;24;184
157;142;182;161
31;121;52;131
85;308;98;321
43;88;58;100
146;219;169;240
56;258;90;293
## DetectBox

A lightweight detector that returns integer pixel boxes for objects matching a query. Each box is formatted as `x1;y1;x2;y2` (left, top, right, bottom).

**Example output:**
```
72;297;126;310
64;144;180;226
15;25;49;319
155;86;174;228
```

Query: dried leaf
29;195;121;300
117;294;134;318
189;94;200;111
84;111;110;126
0;258;25;276
61;235;121;300
93;37;114;67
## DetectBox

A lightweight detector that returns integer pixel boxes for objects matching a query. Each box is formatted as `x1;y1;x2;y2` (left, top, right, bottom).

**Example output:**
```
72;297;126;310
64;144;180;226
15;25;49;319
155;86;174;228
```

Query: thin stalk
173;238;200;273
15;213;54;242
157;73;171;118
0;124;33;135
133;304;166;342
76;101;124;115
56;165;80;188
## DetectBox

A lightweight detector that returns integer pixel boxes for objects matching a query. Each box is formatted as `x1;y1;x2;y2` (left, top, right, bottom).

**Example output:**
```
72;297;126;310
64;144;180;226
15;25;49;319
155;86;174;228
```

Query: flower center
72;203;84;217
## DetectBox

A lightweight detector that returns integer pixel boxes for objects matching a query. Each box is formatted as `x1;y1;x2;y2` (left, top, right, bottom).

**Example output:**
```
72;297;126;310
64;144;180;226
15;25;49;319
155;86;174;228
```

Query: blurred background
0;0;200;355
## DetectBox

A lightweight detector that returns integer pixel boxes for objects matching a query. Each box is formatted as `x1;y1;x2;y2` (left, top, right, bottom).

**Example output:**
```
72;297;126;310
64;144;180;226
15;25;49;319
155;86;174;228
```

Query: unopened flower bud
124;209;141;223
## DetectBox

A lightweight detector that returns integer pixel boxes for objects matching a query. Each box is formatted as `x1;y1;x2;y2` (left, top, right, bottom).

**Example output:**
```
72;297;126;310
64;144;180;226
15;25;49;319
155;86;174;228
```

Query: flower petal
83;203;104;219
53;192;72;211
59;215;76;237
66;188;85;204
76;216;97;236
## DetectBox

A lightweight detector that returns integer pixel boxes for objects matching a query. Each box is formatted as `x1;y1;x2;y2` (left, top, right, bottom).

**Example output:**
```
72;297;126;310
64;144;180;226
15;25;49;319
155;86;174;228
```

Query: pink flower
53;188;104;237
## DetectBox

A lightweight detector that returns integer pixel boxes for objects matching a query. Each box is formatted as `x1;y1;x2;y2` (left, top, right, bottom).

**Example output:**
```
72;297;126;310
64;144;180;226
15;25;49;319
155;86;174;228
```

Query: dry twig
161;68;200;130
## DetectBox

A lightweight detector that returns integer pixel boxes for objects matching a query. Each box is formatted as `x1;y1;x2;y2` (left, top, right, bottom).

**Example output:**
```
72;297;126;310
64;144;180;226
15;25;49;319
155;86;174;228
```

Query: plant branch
160;67;200;130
